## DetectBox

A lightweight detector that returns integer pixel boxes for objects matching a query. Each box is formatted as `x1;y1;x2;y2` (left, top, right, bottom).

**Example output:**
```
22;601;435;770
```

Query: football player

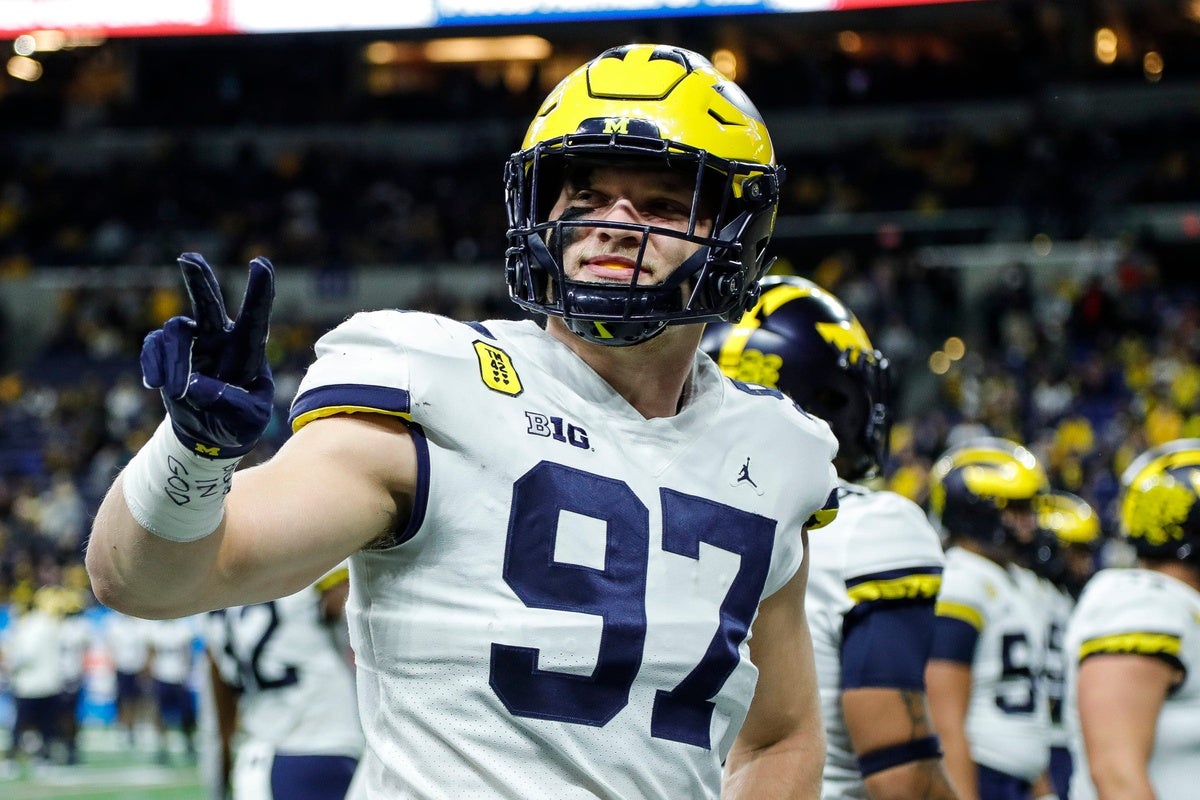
926;438;1054;800
701;276;959;800
1033;490;1100;799
1064;439;1200;799
103;609;152;748
86;44;839;799
146;616;201;765
206;562;362;800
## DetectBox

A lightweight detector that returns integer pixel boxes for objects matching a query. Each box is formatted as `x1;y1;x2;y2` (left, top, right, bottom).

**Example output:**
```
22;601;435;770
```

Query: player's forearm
936;732;977;800
87;473;226;619
723;731;825;800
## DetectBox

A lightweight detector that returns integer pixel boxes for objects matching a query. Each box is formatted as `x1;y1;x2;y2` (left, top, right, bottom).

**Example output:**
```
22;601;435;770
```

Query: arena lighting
1095;28;1118;65
6;54;43;81
1144;51;1164;82
364;41;401;65
837;30;863;54
711;48;737;79
944;337;966;361
422;35;552;63
12;34;36;55
10;29;104;51
928;350;951;375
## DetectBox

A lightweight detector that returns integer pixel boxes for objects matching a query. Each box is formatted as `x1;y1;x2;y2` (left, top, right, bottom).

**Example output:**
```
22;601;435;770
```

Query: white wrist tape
122;419;242;542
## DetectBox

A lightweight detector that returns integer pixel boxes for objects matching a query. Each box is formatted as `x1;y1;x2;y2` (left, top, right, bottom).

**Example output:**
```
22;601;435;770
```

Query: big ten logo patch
525;412;590;450
474;341;523;396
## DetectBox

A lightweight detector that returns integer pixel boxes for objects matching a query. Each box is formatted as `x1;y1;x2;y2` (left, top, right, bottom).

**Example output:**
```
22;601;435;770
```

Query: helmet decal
1119;439;1200;562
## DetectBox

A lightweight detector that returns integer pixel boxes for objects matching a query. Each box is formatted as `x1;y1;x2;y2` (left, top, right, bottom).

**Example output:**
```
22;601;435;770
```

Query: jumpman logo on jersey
737;458;758;488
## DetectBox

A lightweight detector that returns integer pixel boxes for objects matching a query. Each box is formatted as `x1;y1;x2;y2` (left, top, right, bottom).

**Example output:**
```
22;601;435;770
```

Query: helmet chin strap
564;317;669;347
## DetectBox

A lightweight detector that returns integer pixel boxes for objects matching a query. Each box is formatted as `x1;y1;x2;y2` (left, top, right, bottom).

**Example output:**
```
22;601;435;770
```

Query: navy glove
140;253;276;459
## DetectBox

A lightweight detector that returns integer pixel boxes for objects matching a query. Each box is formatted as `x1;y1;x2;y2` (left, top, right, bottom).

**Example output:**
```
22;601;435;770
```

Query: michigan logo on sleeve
474;341;523;396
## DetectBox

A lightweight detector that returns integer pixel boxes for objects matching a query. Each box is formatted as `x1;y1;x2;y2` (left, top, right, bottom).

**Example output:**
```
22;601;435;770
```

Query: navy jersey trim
929;615;980;664
465;321;497;339
395;421;431;547
289;384;412;430
842;601;937;689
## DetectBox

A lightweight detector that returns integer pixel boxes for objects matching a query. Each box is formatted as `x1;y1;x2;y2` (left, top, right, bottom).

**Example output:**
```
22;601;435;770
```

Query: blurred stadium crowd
0;0;1199;782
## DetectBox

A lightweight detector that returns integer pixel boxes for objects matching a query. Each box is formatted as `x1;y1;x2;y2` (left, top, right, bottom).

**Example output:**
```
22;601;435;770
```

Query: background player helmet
1039;489;1101;549
699;276;889;481
1119;438;1200;565
930;437;1049;548
504;43;783;346
1032;489;1102;586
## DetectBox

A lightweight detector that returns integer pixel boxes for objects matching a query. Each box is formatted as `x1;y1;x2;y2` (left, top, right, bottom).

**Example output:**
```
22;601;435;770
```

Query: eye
569;188;603;208
645;198;690;219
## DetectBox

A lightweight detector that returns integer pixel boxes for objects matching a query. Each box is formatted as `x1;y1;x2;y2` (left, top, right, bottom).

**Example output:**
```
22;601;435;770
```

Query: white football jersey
288;313;839;800
806;483;945;800
1040;580;1075;749
58;613;91;688
1065;568;1200;800
104;611;150;674
207;566;363;759
147;616;200;685
935;548;1050;780
4;609;65;698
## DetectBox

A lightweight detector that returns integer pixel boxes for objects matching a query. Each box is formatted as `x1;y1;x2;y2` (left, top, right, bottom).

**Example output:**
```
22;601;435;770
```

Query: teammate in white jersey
103;609;152;747
1065;439;1200;800
207;562;362;800
927;439;1053;800
146;615;201;764
701;276;958;800
1032;490;1100;799
85;44;840;799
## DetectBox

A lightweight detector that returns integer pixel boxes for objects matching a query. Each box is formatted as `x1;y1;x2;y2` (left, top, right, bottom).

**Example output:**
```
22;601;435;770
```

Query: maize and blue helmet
930;437;1049;550
505;44;783;346
699;276;889;481
1119;438;1200;566
1033;489;1102;590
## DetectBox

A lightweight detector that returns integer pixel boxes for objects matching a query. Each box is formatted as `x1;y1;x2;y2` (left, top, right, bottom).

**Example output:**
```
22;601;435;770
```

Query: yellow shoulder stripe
1079;632;1182;660
314;567;350;594
848;574;942;603
935;600;984;631
292;405;412;434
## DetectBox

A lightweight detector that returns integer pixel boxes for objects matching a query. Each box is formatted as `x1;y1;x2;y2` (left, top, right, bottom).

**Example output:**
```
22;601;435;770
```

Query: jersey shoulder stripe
847;566;943;604
936;600;984;631
1079;631;1183;663
291;383;411;431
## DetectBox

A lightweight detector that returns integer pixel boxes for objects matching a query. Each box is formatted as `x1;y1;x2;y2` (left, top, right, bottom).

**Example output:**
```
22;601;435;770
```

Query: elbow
84;539;179;620
85;538;124;611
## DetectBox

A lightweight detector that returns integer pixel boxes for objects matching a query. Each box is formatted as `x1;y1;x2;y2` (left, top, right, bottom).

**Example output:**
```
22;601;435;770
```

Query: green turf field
1;727;206;800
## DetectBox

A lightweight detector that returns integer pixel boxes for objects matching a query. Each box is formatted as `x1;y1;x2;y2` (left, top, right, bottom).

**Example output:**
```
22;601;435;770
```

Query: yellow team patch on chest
474;340;523;396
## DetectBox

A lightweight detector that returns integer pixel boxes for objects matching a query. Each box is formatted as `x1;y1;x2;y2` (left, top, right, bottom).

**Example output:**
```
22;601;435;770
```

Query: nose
593;198;646;246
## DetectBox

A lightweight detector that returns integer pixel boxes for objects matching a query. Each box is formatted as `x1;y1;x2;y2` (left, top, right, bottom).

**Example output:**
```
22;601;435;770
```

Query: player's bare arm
843;688;959;800
90;411;414;618
925;660;977;800
1078;654;1175;800
724;533;825;800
